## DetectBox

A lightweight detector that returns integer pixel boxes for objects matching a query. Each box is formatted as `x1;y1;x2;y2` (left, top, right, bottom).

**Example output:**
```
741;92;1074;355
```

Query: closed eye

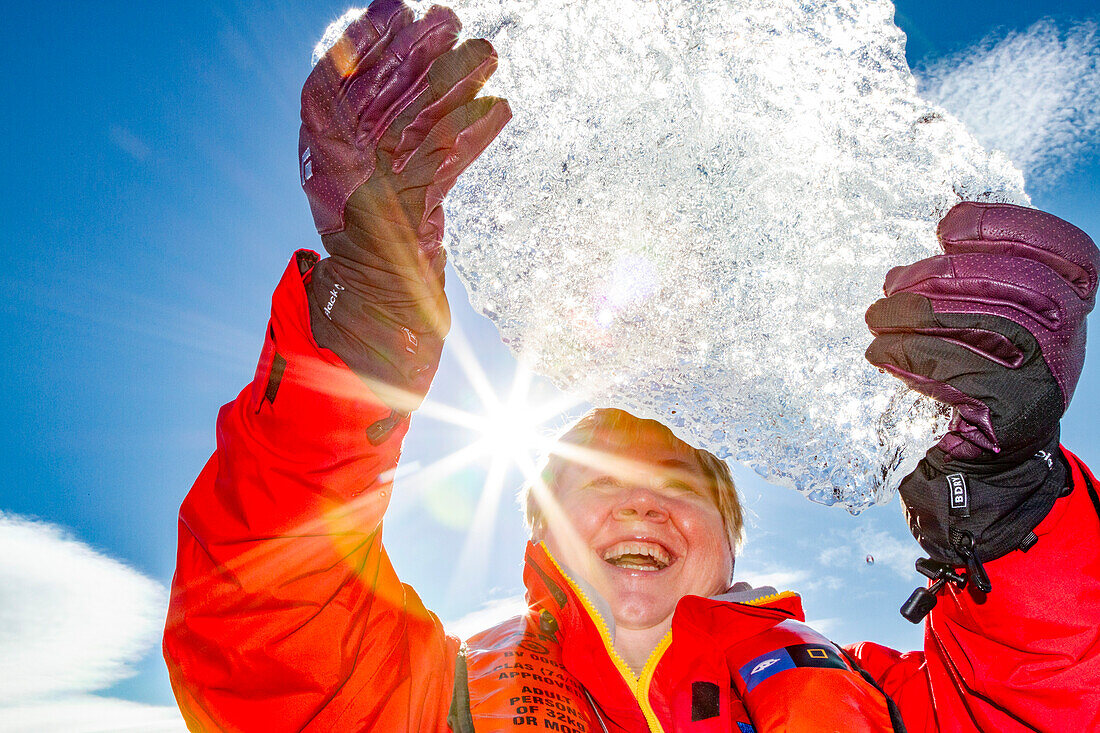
660;480;702;496
585;475;622;491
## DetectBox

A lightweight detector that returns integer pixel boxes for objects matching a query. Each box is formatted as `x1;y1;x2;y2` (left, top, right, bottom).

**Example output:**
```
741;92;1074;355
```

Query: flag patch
739;644;848;693
786;643;847;671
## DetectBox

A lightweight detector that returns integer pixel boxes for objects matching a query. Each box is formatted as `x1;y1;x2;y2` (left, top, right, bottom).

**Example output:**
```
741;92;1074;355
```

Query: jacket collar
520;540;806;714
521;540;805;630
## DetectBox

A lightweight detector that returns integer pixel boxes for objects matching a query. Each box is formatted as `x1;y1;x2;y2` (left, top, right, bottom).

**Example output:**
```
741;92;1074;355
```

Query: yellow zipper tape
541;546;670;733
742;589;798;607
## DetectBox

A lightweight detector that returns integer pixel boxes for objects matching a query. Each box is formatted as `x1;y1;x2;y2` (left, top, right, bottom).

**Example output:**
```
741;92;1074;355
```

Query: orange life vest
450;542;901;732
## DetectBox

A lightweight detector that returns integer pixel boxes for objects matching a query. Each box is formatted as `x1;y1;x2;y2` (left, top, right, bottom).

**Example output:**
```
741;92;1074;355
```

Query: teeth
601;541;671;570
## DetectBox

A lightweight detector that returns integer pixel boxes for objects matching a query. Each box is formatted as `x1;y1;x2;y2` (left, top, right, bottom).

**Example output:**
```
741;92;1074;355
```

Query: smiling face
532;411;735;633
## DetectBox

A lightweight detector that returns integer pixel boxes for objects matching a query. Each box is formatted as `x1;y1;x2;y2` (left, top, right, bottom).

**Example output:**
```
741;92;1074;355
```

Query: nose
612;487;669;523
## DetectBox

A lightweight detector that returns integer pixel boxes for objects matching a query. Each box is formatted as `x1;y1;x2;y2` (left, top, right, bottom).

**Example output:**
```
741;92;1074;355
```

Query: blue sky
1;1;1098;728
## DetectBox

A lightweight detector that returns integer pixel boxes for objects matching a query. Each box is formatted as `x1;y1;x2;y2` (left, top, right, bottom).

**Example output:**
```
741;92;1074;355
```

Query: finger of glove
865;332;999;454
866;292;1029;369
938;202;1099;302
883;253;1076;333
405;96;511;217
419;205;446;258
377;38;495;157
392;39;499;169
340;1;415;73
344;6;461;147
302;3;413;125
938;417;991;461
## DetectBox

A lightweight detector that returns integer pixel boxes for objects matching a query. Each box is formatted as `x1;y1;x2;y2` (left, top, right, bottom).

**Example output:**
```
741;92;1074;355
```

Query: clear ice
428;0;1030;510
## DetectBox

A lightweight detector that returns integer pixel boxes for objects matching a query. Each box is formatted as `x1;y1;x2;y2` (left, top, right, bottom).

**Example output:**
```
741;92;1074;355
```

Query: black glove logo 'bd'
866;202;1099;462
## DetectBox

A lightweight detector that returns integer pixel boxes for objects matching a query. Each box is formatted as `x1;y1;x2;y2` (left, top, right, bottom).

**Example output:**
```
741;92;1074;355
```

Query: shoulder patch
739;643;848;694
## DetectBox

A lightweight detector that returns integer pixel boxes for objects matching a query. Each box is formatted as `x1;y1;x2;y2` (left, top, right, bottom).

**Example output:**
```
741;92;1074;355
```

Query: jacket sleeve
846;448;1100;732
729;618;902;732
163;252;460;732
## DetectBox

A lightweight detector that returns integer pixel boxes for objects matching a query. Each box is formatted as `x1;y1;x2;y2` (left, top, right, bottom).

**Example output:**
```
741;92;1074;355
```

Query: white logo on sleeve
751;657;780;676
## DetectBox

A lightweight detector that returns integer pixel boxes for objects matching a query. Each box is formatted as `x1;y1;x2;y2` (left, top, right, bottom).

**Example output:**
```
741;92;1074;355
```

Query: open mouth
601;541;673;571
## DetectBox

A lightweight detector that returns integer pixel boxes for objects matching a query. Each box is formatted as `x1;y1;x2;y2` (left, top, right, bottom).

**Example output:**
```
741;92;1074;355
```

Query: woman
163;2;1100;730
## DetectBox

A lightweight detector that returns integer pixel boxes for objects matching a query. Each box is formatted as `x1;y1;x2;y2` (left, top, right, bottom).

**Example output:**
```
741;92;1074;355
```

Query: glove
866;202;1099;581
298;0;510;418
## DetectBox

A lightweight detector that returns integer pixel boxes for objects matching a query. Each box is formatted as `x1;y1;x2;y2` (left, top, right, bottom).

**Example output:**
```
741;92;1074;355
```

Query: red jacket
847;446;1100;731
456;542;897;732
164;254;1100;731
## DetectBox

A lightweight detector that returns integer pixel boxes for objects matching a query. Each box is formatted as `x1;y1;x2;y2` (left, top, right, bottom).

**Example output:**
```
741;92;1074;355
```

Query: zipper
742;589;798;608
900;529;993;623
637;631;673;731
582;689;610;733
950;529;992;593
541;547;670;733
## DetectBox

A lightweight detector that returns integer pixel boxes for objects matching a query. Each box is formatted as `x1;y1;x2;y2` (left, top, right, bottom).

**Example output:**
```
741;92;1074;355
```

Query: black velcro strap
263;353;286;405
838;648;908;733
527;558;568;608
691;681;720;721
447;646;475;733
1072;454;1100;524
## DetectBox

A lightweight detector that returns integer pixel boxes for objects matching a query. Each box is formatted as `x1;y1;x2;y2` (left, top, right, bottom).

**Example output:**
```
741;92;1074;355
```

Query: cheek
680;507;731;569
555;491;609;542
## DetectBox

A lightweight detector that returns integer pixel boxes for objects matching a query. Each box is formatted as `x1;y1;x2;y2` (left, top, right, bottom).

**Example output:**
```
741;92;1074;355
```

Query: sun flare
392;321;586;597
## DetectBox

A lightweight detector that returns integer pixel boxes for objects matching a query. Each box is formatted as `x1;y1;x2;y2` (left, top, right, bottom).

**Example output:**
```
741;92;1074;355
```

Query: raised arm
163;3;510;729
849;202;1100;731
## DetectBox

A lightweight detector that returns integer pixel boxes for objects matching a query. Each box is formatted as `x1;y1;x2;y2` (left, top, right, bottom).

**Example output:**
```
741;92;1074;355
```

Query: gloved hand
298;0;510;418
300;0;509;243
868;202;1098;462
865;202;1099;584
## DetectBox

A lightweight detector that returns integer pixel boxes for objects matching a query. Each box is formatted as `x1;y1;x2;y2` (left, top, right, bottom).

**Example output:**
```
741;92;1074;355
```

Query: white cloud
803;617;842;637
736;567;812;591
917;19;1100;186
107;126;151;162
0;513;185;732
444;595;529;640
0;696;185;733
818;526;920;581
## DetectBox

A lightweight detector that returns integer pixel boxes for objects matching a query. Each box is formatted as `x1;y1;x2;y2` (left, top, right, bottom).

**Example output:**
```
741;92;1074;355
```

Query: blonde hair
522;408;744;554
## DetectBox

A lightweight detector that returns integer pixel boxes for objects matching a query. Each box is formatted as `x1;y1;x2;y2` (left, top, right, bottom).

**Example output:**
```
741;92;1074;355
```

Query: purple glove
299;0;510;245
298;0;511;421
866;203;1098;593
867;202;1099;461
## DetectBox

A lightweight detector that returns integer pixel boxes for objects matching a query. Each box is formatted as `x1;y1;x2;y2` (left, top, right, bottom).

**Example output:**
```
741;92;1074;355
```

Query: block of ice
431;0;1029;510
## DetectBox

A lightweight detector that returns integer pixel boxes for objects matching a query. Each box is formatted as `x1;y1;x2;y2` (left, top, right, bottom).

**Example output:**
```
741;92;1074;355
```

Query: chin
606;586;679;630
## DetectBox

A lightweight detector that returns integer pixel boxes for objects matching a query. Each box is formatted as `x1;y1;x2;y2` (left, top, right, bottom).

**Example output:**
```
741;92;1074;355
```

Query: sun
477;399;547;467
414;333;580;475
394;321;586;597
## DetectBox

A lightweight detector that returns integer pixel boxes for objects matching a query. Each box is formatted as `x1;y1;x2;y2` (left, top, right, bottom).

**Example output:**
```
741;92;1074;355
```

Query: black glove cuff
900;431;1069;566
306;253;447;412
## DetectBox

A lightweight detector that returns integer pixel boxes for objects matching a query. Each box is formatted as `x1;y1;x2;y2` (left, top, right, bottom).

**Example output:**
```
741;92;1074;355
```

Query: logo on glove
947;473;970;518
300;147;313;184
323;282;344;318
